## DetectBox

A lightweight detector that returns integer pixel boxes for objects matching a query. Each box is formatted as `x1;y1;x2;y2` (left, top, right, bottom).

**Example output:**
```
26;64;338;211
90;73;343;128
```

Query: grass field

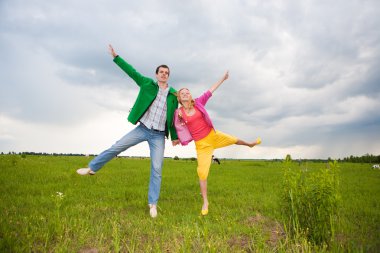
0;155;379;252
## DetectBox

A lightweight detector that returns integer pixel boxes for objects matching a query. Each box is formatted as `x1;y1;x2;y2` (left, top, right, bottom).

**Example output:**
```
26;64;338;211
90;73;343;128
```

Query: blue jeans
88;123;165;205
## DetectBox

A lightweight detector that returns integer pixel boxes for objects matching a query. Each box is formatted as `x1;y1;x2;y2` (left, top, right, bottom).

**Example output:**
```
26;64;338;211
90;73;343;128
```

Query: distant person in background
212;155;221;165
174;71;261;215
77;45;180;218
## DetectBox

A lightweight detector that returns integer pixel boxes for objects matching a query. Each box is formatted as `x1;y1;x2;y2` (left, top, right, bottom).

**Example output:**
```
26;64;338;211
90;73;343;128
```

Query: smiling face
155;66;170;84
178;88;193;105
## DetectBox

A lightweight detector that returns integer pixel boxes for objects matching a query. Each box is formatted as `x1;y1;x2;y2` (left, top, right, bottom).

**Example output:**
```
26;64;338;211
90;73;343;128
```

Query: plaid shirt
140;87;169;131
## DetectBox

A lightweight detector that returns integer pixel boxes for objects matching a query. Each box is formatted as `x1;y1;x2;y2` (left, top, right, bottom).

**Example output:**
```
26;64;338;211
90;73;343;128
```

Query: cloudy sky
1;0;379;159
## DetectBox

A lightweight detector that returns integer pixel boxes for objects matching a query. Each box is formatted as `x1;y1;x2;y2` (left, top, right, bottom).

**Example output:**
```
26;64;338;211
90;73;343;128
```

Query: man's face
156;67;169;83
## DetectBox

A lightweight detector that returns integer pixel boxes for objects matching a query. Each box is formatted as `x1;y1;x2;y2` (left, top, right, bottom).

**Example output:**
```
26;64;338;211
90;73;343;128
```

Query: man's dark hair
156;65;170;76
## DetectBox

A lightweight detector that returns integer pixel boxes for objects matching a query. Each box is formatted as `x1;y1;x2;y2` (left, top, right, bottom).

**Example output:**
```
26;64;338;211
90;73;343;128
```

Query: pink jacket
174;90;214;145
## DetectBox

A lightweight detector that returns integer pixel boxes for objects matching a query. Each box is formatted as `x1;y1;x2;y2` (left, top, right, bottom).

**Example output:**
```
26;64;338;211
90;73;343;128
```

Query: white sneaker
76;168;96;175
149;204;157;218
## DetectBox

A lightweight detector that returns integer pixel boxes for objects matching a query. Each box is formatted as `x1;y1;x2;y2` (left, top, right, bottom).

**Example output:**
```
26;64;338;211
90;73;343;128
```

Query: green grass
0;155;379;252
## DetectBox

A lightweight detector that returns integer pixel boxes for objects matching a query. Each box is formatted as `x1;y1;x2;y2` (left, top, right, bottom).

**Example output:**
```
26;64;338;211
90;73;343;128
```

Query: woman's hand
221;71;229;81
209;70;229;93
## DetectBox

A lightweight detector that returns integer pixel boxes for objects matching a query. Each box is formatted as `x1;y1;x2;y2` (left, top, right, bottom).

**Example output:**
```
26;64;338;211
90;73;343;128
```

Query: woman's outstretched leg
213;130;260;149
236;137;261;148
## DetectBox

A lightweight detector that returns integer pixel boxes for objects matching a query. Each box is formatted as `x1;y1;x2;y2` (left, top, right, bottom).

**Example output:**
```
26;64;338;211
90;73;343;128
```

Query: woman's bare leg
236;137;261;148
199;179;208;215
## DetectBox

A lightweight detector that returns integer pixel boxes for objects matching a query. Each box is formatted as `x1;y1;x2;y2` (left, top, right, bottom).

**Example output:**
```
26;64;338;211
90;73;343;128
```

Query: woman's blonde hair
177;88;195;107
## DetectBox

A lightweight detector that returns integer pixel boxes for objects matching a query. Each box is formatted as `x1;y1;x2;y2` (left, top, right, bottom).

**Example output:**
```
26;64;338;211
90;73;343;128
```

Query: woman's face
179;88;192;103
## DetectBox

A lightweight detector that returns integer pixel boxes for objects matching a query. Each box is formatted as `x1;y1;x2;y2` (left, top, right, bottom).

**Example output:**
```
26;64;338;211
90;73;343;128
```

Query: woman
174;71;261;215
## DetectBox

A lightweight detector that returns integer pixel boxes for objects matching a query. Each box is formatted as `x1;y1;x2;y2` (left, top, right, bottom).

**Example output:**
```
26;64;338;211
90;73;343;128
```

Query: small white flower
55;192;65;200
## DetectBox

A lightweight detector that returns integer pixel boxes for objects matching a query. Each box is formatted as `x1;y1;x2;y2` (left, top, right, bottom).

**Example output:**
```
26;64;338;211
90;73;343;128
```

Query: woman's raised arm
209;71;229;93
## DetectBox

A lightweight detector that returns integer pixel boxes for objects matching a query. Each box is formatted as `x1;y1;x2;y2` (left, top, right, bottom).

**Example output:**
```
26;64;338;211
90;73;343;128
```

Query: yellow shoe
256;137;262;145
201;209;208;216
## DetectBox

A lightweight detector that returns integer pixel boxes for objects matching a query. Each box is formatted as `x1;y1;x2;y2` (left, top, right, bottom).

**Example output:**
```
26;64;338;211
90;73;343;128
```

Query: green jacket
113;56;178;140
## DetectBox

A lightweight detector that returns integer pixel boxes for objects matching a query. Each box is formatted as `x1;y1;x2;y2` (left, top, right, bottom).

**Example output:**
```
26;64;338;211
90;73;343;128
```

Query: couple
77;45;261;218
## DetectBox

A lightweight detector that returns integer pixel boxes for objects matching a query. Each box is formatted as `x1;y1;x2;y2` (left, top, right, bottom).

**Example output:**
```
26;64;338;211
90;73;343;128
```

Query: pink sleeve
195;90;212;106
173;108;193;145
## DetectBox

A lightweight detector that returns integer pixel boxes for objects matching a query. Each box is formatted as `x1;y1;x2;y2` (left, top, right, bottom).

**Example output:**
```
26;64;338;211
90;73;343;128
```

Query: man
77;45;180;218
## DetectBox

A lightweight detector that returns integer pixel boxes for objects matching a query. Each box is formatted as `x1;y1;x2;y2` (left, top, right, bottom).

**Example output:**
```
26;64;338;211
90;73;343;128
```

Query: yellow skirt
195;130;238;180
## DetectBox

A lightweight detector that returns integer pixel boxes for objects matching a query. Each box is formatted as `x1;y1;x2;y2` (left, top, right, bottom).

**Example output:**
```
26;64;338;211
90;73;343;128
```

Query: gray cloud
1;0;379;158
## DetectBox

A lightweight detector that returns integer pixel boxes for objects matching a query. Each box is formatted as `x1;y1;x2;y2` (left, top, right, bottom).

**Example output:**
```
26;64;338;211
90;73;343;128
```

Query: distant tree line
342;154;380;163
1;152;379;163
1;151;157;160
1;151;94;157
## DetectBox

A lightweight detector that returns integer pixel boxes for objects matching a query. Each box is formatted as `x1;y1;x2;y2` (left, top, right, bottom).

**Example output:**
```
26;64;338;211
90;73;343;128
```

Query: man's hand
172;140;180;146
108;44;117;58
